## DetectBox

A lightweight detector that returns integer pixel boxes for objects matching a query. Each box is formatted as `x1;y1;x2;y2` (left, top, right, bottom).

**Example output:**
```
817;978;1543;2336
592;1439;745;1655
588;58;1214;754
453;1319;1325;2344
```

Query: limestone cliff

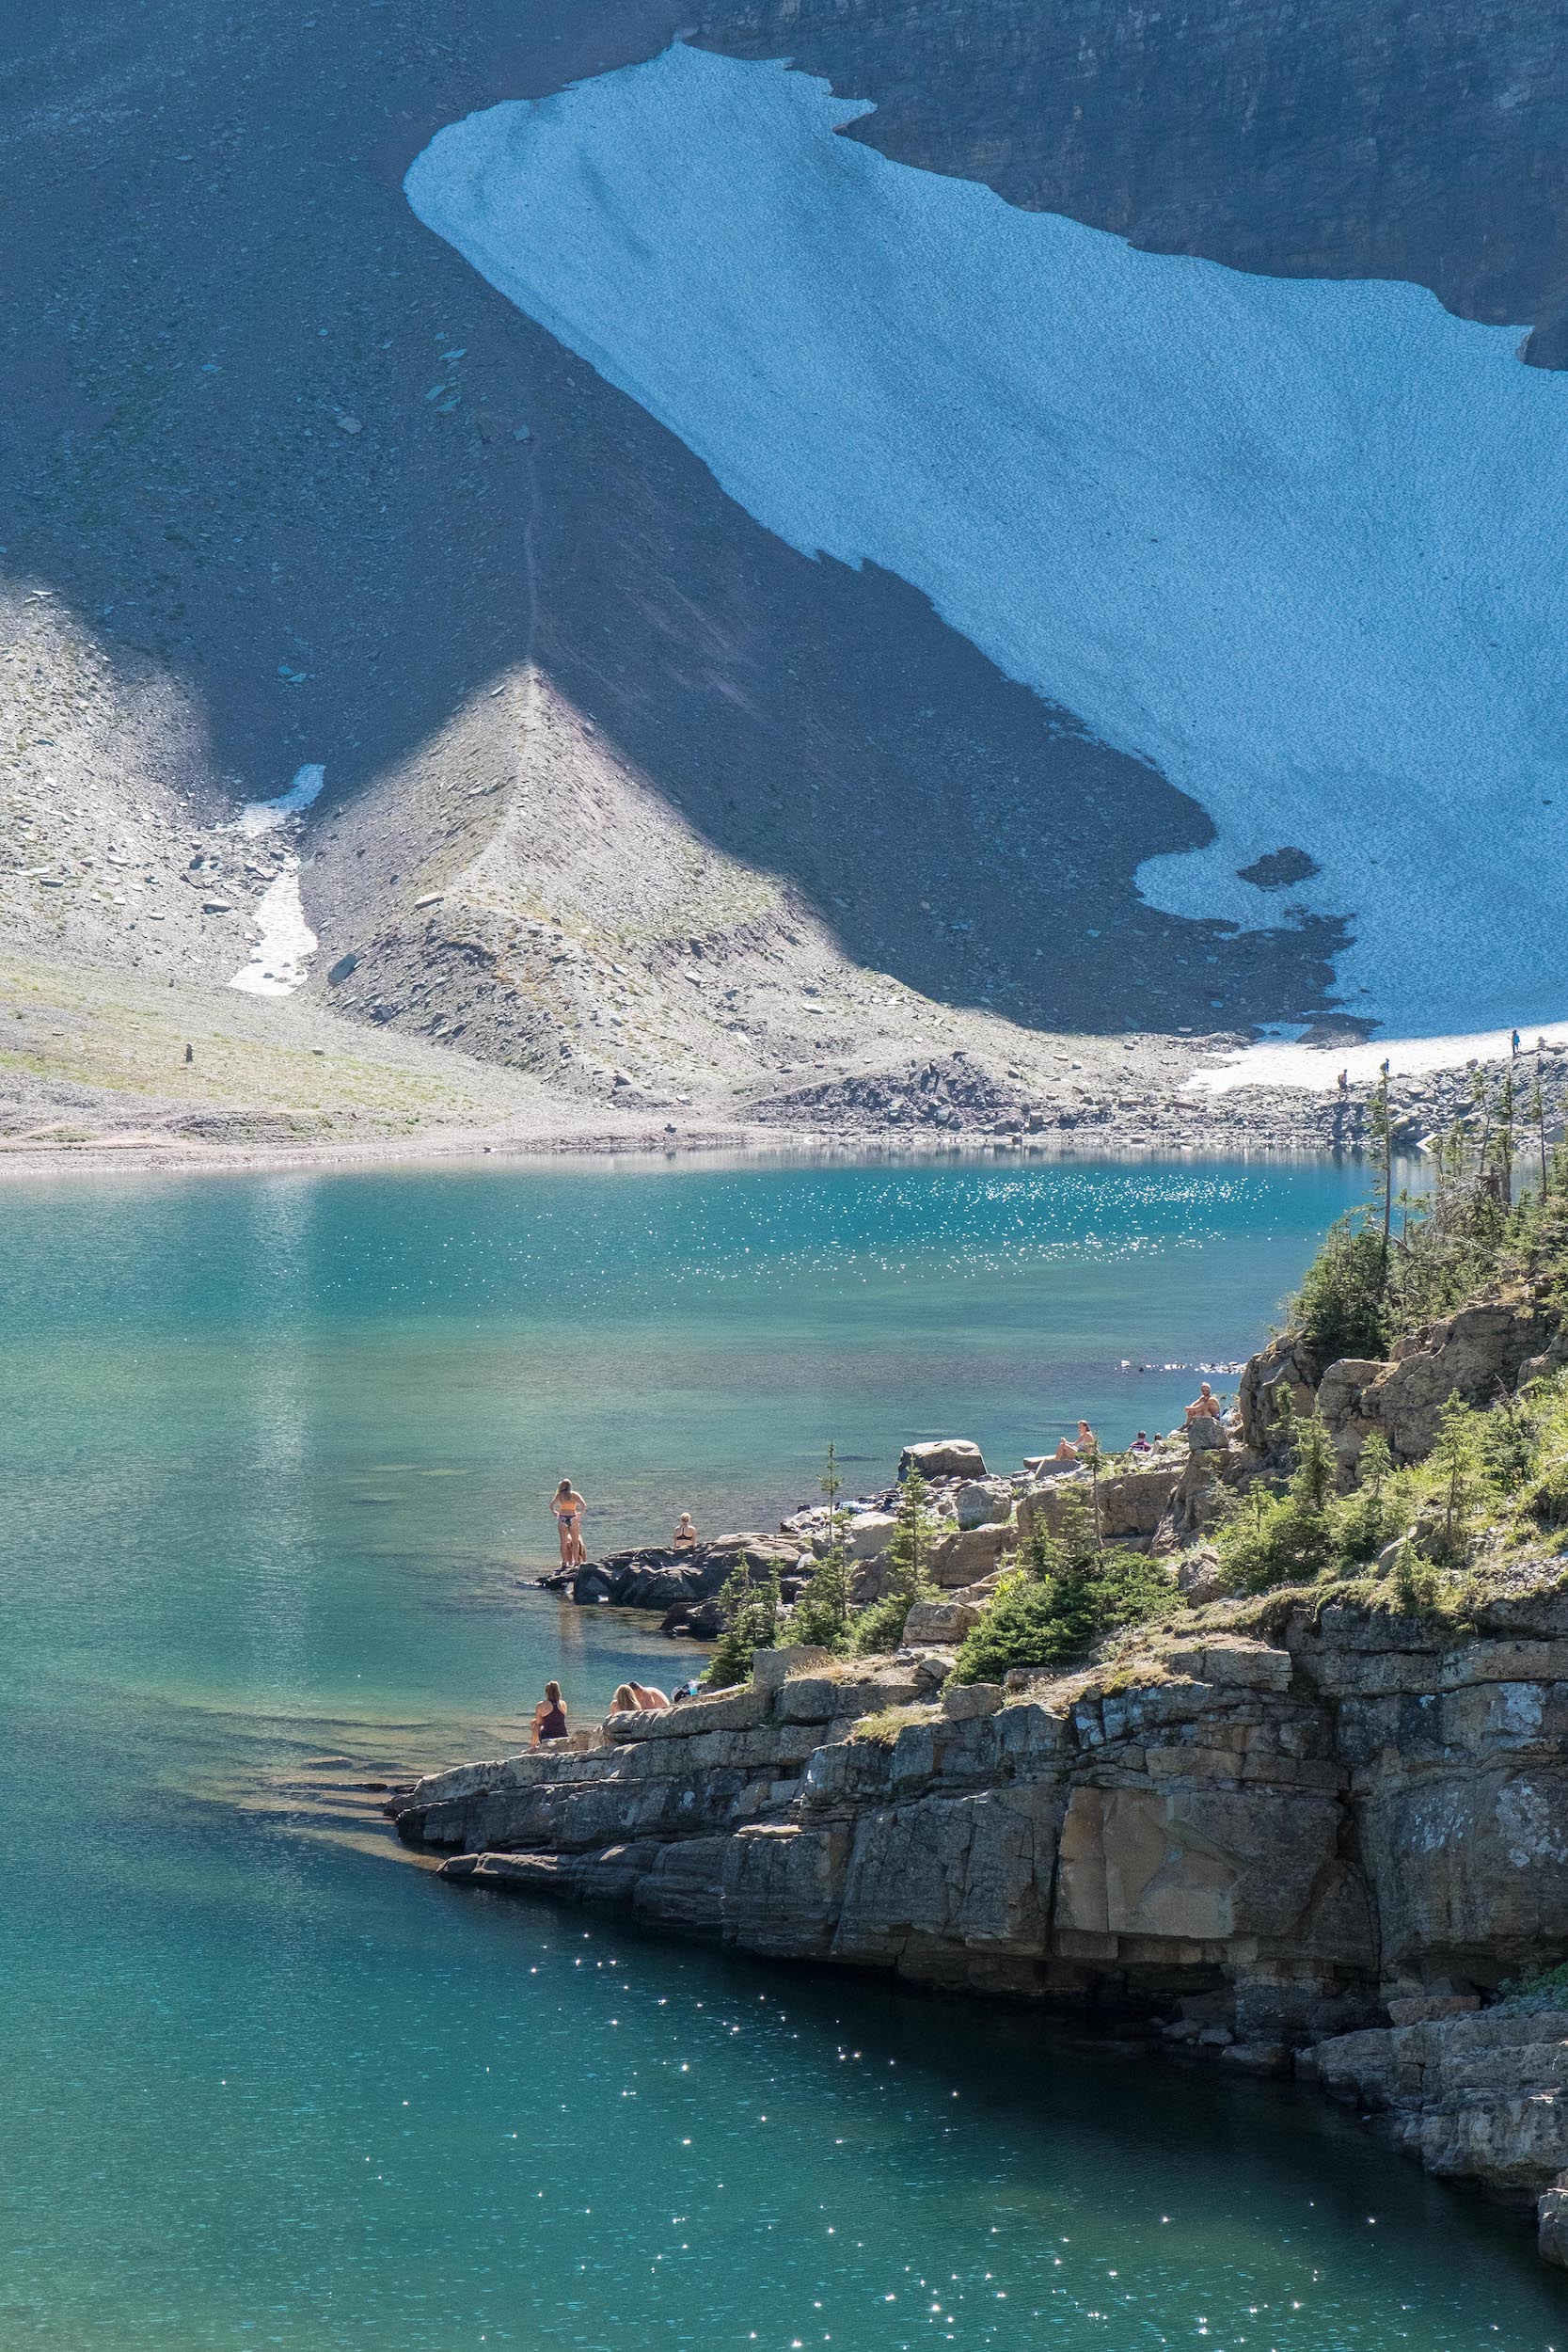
393;1569;1568;2258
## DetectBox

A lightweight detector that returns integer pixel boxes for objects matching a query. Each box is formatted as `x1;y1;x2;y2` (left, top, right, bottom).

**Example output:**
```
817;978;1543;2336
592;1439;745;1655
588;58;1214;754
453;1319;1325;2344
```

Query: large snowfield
406;44;1568;1039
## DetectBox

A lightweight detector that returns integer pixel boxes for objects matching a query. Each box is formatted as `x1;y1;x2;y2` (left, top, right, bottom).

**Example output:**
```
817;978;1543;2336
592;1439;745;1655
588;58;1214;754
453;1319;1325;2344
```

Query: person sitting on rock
1185;1382;1222;1424
671;1511;698;1549
1130;1431;1153;1454
531;1680;567;1746
1053;1419;1097;1461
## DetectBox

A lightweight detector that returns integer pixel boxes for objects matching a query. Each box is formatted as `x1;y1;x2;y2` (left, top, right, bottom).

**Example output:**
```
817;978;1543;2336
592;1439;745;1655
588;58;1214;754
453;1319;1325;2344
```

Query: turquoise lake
4;1152;1561;2350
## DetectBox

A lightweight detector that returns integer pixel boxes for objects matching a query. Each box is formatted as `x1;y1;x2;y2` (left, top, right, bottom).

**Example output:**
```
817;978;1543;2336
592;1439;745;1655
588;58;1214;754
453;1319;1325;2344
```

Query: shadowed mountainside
2;0;1563;1120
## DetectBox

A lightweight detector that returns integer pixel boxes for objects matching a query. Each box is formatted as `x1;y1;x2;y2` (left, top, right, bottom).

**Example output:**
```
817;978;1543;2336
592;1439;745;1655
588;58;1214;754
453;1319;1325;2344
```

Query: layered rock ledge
392;1571;1568;2263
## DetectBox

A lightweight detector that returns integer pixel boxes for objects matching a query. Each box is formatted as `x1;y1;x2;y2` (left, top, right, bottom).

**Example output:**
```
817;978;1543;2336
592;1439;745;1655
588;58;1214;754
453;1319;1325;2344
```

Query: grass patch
849;1703;938;1747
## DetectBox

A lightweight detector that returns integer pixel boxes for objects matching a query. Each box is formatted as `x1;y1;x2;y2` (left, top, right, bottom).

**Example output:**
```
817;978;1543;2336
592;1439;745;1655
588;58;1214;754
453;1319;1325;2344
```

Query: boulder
848;1553;894;1605
1016;1473;1091;1544
1174;1545;1225;1602
844;1512;899;1559
942;1680;1005;1720
571;1536;803;1613
899;1439;987;1482
903;1596;984;1645
928;1523;1012;1586
659;1596;725;1638
955;1479;1013;1530
753;1644;835;1692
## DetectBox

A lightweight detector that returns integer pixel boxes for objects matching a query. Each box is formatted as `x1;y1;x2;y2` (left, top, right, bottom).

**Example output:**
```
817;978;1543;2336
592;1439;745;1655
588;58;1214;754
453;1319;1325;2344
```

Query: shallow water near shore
5;1152;1560;2349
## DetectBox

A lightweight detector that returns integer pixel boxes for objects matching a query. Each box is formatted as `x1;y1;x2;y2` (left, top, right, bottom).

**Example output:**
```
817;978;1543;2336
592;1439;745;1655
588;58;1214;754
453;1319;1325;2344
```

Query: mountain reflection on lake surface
5;1154;1556;2351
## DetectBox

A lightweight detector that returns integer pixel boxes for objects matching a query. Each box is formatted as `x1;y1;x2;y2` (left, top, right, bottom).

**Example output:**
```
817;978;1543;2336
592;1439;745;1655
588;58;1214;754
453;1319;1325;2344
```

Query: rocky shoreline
394;1573;1568;2266
535;1429;1209;1634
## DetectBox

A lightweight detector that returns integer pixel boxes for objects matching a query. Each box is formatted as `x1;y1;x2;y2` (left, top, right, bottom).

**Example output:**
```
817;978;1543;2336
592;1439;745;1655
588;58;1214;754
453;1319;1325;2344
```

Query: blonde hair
545;1680;562;1705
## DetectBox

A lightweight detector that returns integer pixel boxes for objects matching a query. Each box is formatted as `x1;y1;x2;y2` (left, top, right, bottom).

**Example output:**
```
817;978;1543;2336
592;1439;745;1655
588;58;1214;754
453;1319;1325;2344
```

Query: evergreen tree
787;1440;854;1652
851;1465;939;1655
1290;1406;1338;1517
1430;1393;1483;1562
1291;1213;1389;1361
953;1488;1172;1682
1368;1058;1394;1270
1335;1430;1399;1563
1497;1070;1516;1210
701;1555;780;1690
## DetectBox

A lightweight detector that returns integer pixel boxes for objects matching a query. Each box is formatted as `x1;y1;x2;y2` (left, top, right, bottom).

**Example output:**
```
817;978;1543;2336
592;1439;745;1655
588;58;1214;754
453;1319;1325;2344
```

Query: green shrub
1335;1432;1405;1564
1499;1959;1568;2009
1523;1455;1568;1531
1427;1392;1486;1562
1480;1390;1540;1493
788;1545;852;1653
1215;1408;1340;1593
701;1556;780;1690
952;1493;1175;1682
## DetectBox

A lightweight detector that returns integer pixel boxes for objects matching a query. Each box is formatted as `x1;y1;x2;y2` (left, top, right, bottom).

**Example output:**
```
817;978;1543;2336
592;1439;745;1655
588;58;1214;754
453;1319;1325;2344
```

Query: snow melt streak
405;46;1568;1037
228;764;323;996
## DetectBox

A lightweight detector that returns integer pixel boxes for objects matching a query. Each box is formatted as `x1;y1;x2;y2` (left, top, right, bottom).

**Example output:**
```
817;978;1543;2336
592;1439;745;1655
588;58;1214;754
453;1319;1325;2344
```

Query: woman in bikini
551;1478;587;1567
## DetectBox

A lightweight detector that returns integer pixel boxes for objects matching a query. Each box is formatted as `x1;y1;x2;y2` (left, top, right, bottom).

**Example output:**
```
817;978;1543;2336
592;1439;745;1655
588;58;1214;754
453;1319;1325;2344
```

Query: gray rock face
395;1571;1568;2257
901;1596;984;1645
1238;1331;1322;1454
1316;1295;1559;1465
843;1512;900;1560
928;1522;1012;1586
1314;2006;1568;2241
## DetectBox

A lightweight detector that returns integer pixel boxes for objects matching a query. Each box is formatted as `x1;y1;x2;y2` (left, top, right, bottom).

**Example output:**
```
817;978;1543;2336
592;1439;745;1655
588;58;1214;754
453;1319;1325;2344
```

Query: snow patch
405;45;1568;1038
227;764;324;996
234;762;325;836
1188;1022;1568;1096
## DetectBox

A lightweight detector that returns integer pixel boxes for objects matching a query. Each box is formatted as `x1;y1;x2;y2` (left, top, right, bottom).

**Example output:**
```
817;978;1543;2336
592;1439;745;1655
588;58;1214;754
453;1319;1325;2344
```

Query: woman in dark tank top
531;1679;567;1745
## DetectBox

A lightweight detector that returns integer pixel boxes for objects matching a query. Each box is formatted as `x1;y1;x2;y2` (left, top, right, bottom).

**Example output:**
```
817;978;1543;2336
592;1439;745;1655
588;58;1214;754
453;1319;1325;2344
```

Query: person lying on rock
608;1680;673;1715
1184;1382;1222;1424
671;1512;698;1549
531;1680;568;1746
